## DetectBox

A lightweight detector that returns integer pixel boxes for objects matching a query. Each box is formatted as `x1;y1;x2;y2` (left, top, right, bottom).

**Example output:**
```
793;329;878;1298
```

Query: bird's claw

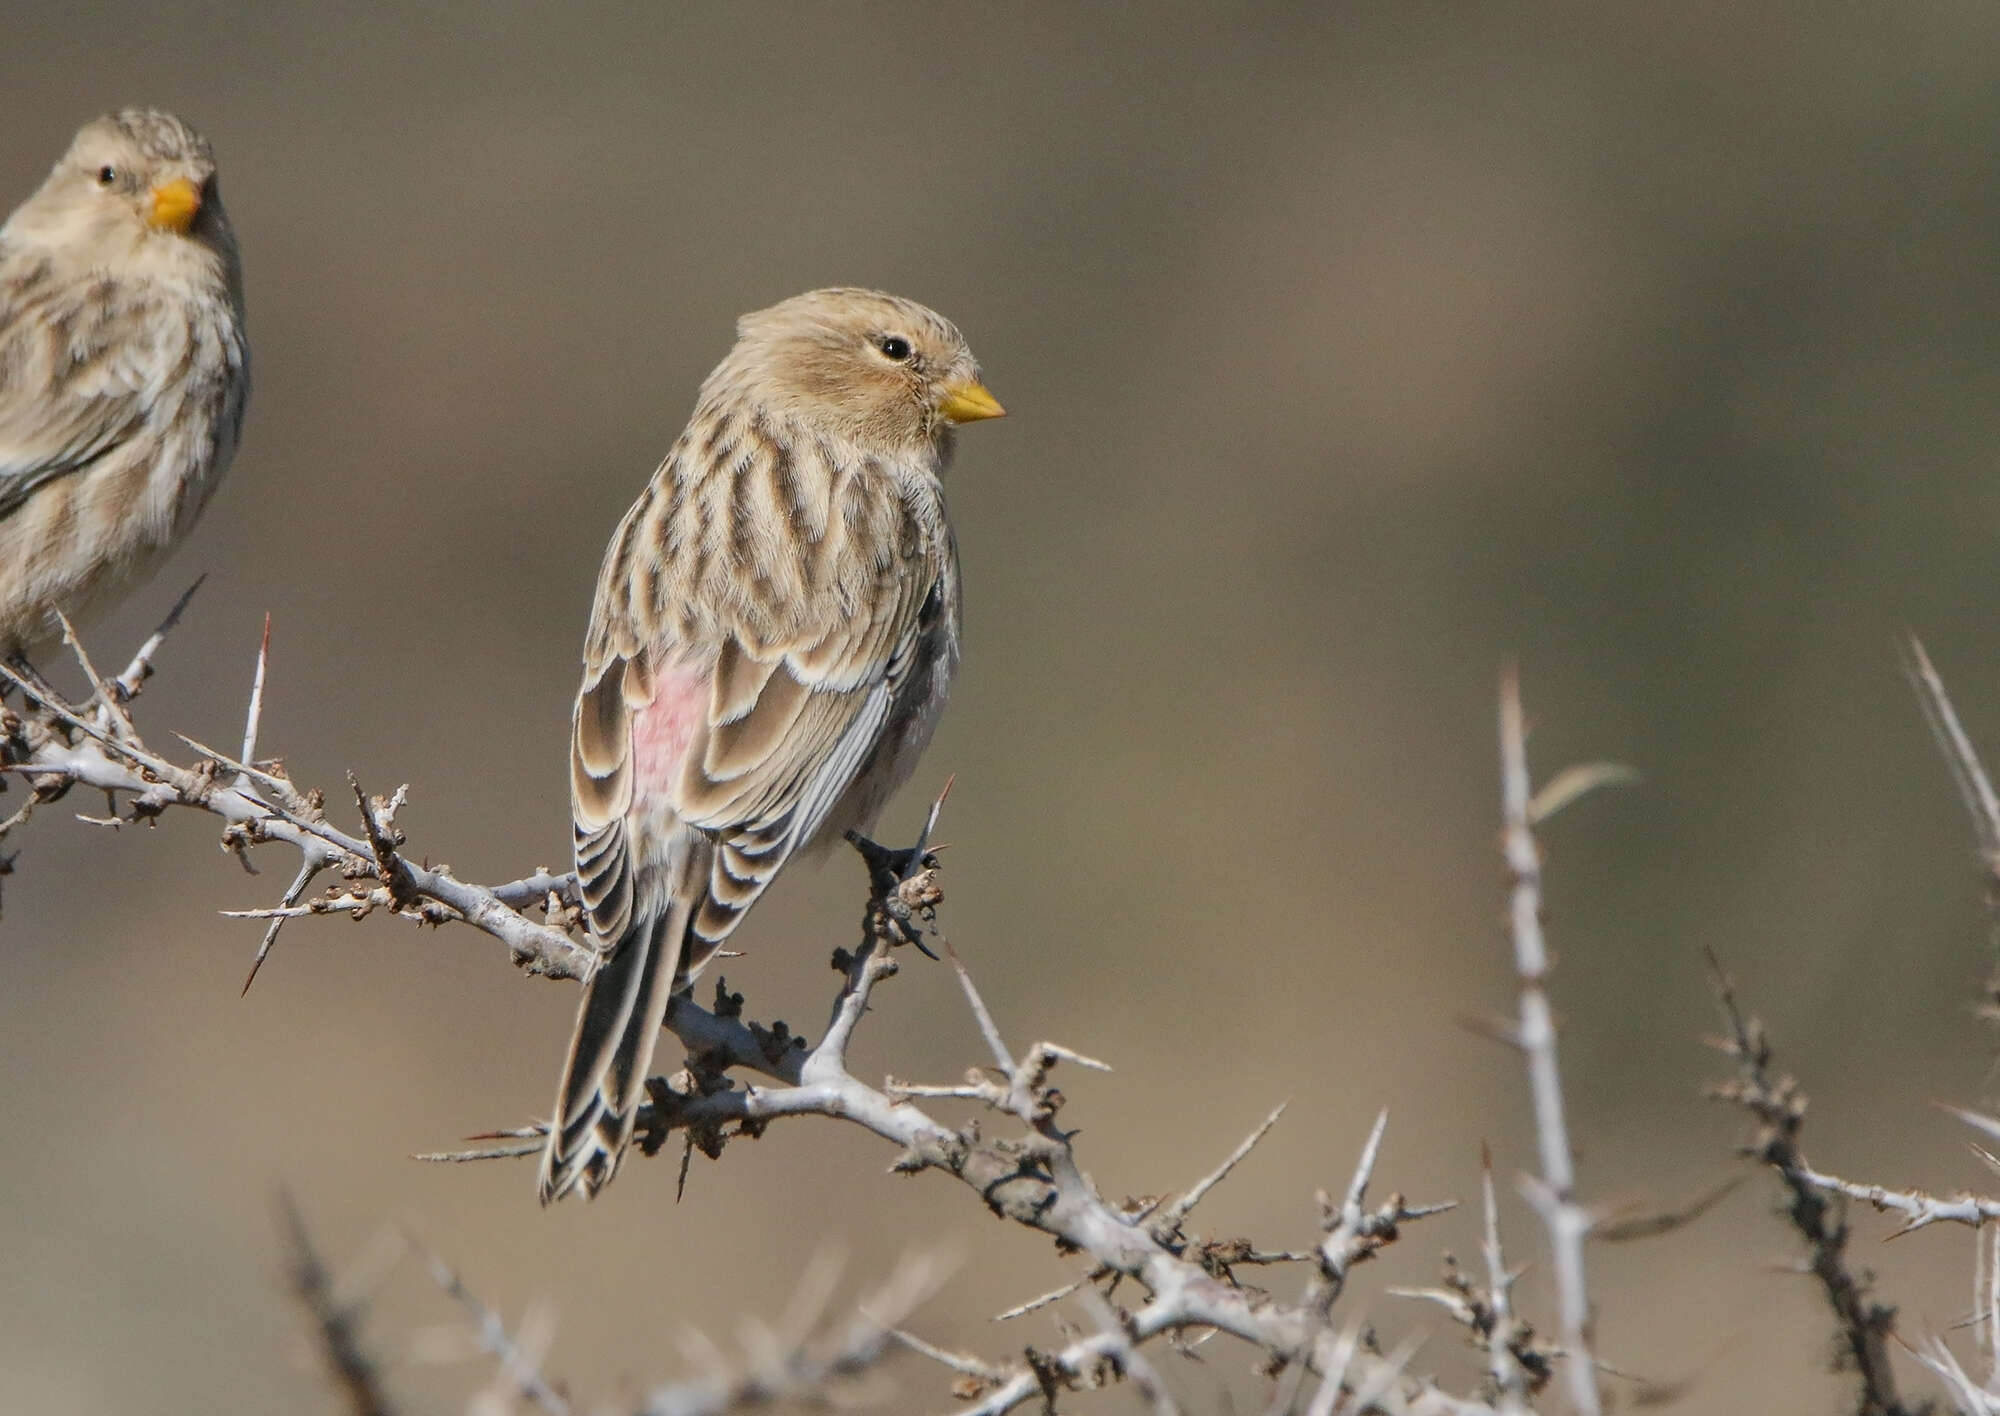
847;776;954;956
1;653;45;707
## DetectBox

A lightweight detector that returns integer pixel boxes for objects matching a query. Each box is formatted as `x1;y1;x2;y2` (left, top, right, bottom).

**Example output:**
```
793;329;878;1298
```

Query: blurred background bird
542;288;1004;1201
0;107;247;663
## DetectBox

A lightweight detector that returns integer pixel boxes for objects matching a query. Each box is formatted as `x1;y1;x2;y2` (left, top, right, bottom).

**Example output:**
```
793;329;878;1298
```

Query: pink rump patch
629;659;710;805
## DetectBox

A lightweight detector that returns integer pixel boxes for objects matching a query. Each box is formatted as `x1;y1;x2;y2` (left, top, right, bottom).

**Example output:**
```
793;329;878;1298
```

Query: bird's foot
0;652;45;706
846;776;953;957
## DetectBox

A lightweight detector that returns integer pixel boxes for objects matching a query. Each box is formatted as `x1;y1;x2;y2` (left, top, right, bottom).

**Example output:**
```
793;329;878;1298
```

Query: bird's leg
0;668;73;812
846;778;953;957
0;651;43;707
844;831;938;893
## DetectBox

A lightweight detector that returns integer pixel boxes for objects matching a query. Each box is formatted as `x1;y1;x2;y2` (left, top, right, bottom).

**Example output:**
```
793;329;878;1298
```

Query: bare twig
1496;665;1604;1416
632;1248;952;1416
992;1277;1091;1323
1794;1165;2000;1238
292;1209;948;1416
241;611;271;769
1904;1232;2000;1416
114;575;206;701
1077;1285;1185;1416
1905;636;2000;861
241;854;330;994
53;608;135;740
0;616;594;979
1161;1099;1289;1231
415;1243;572;1416
1386;1151;1553;1414
442;931;1474;1413
1479;1151;1538;1413
1705;952;1920;1416
1903;636;2000;1065
1301;1323;1369;1416
278;1193;397;1416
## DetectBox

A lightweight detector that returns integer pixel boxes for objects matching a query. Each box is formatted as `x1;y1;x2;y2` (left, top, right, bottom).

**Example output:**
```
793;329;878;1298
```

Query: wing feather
0;274;155;520
568;434;945;979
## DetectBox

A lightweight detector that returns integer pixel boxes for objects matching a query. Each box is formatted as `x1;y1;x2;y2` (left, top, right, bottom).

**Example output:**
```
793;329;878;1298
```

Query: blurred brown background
6;3;2000;1411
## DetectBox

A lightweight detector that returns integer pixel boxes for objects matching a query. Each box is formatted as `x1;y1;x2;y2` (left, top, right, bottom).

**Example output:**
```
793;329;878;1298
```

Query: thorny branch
282;1197;954;1416
6;609;1656;1412
1388;1151;1555;1416
1689;642;2000;1416
0;593;592;981
1704;955;1924;1416
430;894;1488;1413
426;792;1654;1413
1495;666;1608;1416
1906;635;2000;1045
279;1192;399;1416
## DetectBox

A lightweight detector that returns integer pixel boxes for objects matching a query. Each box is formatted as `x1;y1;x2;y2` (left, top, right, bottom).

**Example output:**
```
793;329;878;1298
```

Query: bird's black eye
877;335;913;362
96;165;118;186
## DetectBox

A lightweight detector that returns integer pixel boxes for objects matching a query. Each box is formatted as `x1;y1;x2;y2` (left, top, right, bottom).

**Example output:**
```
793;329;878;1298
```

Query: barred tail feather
537;896;691;1203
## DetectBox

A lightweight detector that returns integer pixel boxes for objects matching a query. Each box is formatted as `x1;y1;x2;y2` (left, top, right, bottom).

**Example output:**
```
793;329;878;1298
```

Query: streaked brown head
4;109;238;280
716;287;1003;451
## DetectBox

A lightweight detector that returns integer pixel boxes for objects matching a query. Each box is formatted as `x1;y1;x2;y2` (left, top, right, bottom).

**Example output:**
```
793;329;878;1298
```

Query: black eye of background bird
96;166;117;186
877;335;913;362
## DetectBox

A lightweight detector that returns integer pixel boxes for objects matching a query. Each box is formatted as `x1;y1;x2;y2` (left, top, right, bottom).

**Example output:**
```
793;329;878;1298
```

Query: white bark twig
1905;1233;2000;1416
992;1277;1090;1323
1301;1324;1368;1416
1904;638;2000;1064
1075;1285;1184;1416
1795;1165;2000;1237
1315;1110;1455;1309
53;608;136;742
240;854;329;994
241;611;270;769
1386;1149;1555;1412
1496;665;1604;1416
116;575;207;700
1479;1153;1537;1414
0;616;593;976
1162;1099;1289;1231
1906;634;2000;860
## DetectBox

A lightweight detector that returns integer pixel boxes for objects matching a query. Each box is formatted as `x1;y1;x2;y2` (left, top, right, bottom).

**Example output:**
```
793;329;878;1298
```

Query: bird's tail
537;895;691;1203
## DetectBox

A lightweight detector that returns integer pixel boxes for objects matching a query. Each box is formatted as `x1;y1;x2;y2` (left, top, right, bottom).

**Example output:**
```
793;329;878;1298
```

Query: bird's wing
0;277;155;520
569;471;942;960
674;559;937;949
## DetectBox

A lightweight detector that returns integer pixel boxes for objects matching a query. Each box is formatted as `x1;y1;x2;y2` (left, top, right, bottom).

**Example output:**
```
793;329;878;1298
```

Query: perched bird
0;109;248;661
541;287;1004;1202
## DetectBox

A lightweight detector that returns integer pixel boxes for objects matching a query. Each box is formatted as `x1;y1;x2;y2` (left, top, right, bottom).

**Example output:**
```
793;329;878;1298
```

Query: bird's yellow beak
939;381;1006;425
148;177;202;234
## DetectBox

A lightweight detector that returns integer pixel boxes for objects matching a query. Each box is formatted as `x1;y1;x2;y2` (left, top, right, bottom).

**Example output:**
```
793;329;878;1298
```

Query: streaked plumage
541;288;1003;1202
0;109;248;660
